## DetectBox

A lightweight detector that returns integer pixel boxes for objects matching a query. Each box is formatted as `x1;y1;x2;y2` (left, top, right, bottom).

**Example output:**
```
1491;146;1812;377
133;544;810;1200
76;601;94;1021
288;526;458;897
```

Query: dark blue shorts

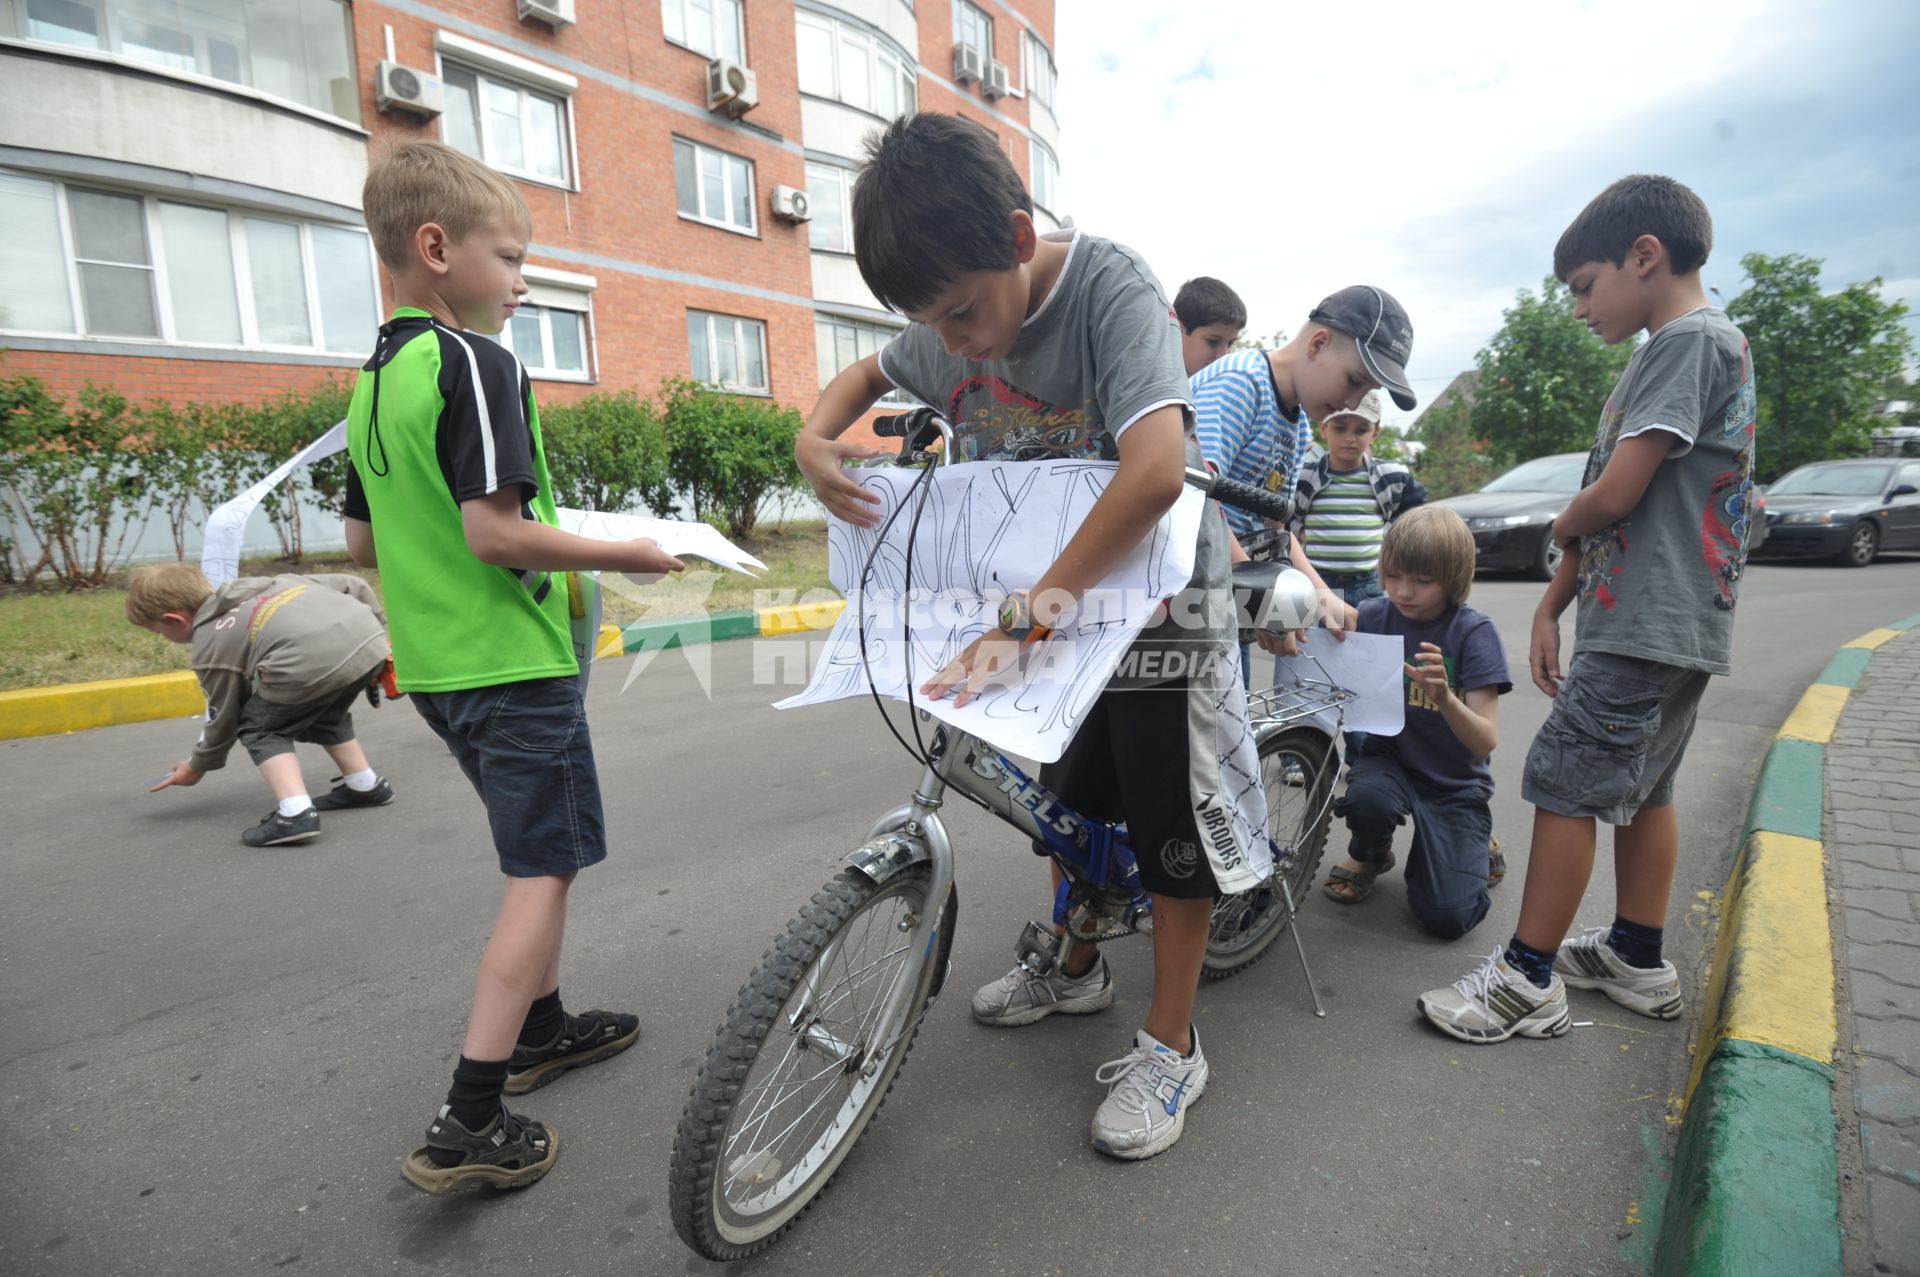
410;674;606;878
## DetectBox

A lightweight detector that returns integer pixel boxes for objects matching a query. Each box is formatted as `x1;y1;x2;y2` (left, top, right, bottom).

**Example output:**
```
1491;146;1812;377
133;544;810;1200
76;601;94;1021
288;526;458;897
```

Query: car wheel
1836;520;1879;568
1531;530;1564;581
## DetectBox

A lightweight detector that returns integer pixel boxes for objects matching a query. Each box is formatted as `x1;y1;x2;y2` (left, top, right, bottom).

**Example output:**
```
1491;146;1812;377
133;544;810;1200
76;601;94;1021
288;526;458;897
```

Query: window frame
816;313;911;406
1029;137;1059;214
673;136;759;237
794;10;917;121
437;57;576;190
661;0;745;63
0;167;380;356
687;309;771;396
951;0;992;66
803;160;856;255
1024;31;1056;109
497;302;593;382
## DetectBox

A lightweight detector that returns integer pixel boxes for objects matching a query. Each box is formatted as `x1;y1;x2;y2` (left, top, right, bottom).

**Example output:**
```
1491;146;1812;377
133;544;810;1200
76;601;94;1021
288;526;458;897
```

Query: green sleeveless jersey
343;309;576;692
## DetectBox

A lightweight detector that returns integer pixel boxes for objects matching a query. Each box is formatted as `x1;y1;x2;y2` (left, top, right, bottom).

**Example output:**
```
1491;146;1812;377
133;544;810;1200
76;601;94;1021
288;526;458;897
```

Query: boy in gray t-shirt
1419;175;1758;1045
795;113;1254;1161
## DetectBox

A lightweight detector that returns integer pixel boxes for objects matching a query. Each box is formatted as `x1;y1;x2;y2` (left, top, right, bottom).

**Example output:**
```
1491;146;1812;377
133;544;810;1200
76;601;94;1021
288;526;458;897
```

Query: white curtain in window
311;224;375;354
159;202;242;344
0;173;76;333
245;217;311;346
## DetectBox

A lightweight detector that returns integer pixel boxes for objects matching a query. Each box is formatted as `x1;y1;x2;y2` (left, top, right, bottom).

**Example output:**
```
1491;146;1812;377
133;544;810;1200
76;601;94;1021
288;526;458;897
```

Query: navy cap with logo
1309;285;1417;411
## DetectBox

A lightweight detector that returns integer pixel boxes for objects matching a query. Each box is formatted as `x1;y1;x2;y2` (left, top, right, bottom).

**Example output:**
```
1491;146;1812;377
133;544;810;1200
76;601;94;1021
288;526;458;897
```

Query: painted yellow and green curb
1654;610;1920;1276
0;600;849;742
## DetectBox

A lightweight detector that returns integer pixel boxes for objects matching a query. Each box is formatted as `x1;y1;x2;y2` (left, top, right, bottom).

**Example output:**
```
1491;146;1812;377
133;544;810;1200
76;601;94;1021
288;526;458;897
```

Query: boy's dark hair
852;112;1032;314
1554;175;1713;281
1173;277;1247;333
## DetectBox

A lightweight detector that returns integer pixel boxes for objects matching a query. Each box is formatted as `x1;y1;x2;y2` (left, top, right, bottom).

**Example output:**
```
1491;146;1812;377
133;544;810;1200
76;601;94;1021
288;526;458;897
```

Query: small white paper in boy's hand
552;508;766;576
1275;630;1407;736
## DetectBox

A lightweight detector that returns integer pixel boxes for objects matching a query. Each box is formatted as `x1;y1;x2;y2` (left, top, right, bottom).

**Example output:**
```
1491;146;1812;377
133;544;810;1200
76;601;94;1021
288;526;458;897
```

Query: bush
194;382;352;562
658;378;805;538
0;376;150;588
541;390;671;514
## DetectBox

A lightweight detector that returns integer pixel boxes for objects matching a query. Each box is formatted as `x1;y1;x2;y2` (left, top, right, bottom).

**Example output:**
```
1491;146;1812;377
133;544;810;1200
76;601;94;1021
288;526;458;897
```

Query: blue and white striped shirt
1190;350;1313;538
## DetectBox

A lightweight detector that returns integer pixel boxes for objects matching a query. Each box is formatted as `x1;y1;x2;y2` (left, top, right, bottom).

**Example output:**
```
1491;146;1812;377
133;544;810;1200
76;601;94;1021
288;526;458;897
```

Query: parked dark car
1752;458;1920;567
1435;453;1586;580
1437;450;1770;580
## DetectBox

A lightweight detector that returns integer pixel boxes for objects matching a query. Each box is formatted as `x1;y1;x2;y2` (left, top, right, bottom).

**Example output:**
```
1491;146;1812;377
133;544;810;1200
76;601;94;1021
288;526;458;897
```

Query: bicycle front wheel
669;864;949;1261
1202;725;1336;979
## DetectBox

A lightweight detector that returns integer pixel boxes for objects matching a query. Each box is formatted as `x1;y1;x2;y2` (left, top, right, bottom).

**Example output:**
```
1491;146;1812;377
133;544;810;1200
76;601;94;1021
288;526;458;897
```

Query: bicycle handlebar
1187;468;1295;526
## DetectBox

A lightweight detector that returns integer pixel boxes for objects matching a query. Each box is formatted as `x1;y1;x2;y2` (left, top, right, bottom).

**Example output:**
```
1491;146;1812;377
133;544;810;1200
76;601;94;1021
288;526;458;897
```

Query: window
817;315;909;404
673;138;756;235
1024;32;1055;108
805;162;854;253
497;305;589;379
952;0;992;65
441;63;571;186
688;310;769;394
0;169;377;353
1030;139;1058;212
661;0;743;63
9;0;360;123
795;11;916;119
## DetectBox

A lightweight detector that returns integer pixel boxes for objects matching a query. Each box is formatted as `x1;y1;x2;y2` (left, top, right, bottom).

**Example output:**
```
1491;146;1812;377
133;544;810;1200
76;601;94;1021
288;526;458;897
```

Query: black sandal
401;1104;559;1195
1323;850;1396;904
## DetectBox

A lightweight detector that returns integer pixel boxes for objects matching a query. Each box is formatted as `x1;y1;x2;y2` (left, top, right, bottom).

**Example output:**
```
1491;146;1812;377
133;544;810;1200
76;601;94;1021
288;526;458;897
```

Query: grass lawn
0;520;831;691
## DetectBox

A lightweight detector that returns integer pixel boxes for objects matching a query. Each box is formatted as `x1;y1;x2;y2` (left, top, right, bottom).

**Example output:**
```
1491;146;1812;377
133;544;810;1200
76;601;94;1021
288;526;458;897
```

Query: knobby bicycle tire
669;864;953;1261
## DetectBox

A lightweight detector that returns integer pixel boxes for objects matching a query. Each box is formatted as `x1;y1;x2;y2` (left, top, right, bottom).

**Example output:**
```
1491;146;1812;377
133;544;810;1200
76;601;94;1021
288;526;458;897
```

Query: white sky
1053;0;1920;428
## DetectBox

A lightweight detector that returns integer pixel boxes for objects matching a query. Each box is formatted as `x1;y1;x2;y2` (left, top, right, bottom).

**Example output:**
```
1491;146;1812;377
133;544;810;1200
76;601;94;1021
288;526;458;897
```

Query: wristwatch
996;589;1053;644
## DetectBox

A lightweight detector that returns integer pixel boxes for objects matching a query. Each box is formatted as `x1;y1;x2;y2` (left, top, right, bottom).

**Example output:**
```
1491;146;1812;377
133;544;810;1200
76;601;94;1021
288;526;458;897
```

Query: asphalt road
4;557;1917;1277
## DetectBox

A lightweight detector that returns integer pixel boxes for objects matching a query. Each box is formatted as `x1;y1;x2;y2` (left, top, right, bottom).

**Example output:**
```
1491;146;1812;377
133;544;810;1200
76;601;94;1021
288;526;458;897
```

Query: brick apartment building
0;0;1063;435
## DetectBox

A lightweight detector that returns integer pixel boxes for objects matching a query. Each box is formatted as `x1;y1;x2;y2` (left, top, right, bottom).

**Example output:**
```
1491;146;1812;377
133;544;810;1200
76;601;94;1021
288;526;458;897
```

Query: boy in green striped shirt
1292;391;1427;607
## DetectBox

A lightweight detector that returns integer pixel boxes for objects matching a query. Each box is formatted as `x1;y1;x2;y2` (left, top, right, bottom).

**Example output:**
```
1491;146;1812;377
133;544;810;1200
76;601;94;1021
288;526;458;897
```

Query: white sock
279;795;315;817
342;768;379;792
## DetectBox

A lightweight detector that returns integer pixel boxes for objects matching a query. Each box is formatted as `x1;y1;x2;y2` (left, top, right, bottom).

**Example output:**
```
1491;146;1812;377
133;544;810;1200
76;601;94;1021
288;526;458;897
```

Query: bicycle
668;410;1353;1260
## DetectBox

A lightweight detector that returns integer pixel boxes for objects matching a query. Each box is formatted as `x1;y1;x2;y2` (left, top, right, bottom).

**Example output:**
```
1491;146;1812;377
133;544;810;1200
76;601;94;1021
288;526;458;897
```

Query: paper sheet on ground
1271;629;1407;736
201;421;347;585
551;508;766;575
774;460;1204;762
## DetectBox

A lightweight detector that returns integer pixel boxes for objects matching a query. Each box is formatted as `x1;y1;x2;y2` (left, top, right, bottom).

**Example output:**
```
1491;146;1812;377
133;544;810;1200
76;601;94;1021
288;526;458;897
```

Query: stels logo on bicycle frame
967;746;1088;848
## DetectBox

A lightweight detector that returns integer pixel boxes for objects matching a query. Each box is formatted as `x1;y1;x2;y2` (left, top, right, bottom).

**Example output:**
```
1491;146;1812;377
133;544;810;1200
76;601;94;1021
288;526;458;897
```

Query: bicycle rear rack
1246;671;1356;731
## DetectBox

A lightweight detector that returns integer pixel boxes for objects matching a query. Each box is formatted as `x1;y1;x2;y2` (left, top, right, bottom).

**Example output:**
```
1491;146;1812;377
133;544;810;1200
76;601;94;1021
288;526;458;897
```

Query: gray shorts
1521;651;1712;826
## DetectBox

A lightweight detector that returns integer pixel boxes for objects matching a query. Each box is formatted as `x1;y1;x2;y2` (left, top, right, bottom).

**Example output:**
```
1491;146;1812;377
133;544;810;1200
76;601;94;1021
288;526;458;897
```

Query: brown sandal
1323;850;1396;904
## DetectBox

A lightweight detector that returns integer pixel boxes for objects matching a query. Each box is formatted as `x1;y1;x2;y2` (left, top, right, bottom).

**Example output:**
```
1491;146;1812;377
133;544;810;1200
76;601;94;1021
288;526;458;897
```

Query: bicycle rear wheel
669;864;951;1261
1202;726;1336;979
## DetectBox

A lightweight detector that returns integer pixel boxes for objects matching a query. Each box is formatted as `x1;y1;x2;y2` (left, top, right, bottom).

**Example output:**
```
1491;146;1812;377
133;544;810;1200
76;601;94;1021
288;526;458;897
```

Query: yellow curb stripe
1687;831;1836;1105
1842;627;1901;651
757;599;846;637
593;623;624;660
0;671;202;741
1777;682;1851;744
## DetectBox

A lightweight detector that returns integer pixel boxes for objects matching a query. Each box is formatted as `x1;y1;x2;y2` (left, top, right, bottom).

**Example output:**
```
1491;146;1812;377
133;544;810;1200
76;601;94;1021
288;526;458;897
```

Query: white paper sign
200;420;347;586
1272;630;1408;736
551;507;767;576
776;460;1204;762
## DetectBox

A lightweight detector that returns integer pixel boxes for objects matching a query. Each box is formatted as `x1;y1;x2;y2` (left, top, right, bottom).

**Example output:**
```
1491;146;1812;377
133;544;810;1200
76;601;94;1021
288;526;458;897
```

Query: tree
1469;278;1632;465
1231;329;1289;352
1727;252;1914;480
1410;397;1497;499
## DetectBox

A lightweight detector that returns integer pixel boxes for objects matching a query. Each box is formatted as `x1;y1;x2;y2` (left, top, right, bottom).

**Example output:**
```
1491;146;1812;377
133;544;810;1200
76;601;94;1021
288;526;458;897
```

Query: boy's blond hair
362;140;532;271
126;562;214;626
1380;506;1476;606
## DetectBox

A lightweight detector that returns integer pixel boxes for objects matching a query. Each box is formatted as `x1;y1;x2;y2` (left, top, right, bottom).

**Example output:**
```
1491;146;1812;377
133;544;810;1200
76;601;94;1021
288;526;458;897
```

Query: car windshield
1768;464;1894;497
1481;456;1587;494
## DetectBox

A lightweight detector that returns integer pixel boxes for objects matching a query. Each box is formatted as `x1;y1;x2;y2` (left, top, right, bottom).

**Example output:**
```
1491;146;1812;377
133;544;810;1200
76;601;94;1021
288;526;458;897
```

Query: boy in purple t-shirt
1320;507;1512;938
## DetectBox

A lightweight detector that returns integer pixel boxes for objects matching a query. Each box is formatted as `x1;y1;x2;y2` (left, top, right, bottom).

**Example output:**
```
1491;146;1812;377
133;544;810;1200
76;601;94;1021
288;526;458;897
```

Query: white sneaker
1553;927;1683;1020
1090;1028;1209;1160
1416;949;1573;1044
970;954;1115;1027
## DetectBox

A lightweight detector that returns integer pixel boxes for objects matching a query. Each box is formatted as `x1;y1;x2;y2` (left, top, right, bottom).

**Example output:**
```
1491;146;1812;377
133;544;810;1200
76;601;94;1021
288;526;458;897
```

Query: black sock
519;989;565;1047
431;1057;509;1163
1503;936;1557;989
1606;916;1664;969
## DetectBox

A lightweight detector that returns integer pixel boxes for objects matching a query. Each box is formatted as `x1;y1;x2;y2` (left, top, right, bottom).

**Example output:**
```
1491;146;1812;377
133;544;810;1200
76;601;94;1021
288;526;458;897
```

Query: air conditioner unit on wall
952;44;983;86
517;0;575;28
376;61;444;118
983;60;1011;99
770;185;811;223
707;58;759;117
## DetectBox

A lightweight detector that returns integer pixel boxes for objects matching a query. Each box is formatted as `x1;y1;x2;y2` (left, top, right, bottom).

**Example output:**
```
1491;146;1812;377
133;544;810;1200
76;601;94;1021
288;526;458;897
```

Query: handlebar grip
871;414;914;438
1209;475;1294;525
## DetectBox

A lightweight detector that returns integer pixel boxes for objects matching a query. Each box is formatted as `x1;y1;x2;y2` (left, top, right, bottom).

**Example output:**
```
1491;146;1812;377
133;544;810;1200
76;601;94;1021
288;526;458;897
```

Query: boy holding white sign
796;112;1248;1161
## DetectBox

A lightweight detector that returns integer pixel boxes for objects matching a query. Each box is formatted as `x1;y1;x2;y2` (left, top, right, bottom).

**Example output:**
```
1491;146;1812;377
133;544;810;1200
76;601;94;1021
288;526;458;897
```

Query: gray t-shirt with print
1574;308;1757;675
879;230;1233;686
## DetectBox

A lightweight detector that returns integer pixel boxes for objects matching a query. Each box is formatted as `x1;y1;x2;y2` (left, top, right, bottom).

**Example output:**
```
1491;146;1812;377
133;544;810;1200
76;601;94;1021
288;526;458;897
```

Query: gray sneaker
241;807;320;847
1090;1027;1209;1160
1553;927;1682;1020
970;954;1115;1027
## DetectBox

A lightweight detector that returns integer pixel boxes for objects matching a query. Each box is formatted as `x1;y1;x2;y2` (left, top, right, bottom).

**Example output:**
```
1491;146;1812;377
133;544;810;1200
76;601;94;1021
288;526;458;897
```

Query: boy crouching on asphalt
130;562;395;846
1418;175;1756;1043
1317;507;1511;939
344;140;687;1192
